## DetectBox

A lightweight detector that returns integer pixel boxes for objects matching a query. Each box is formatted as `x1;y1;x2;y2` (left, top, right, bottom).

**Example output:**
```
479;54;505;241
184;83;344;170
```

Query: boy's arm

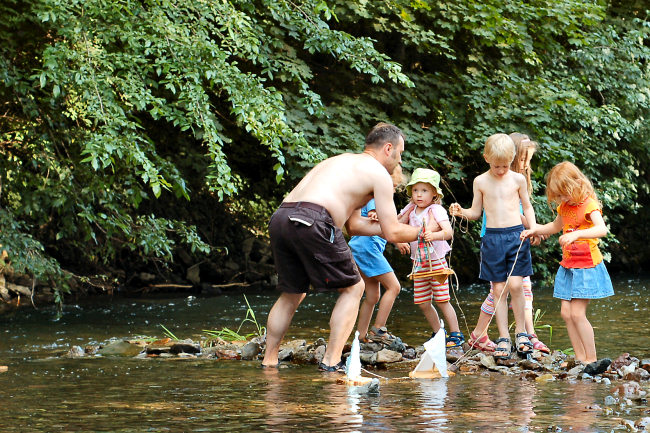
518;176;537;232
521;214;562;239
451;177;483;220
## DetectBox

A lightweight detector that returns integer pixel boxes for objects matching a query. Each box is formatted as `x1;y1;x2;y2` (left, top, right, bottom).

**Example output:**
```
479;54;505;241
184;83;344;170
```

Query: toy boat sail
337;331;375;386
409;320;452;379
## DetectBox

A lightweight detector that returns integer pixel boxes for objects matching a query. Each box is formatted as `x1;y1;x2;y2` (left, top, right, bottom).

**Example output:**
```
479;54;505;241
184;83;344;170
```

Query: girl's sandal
528;333;550;354
493;337;511;360
468;332;496;352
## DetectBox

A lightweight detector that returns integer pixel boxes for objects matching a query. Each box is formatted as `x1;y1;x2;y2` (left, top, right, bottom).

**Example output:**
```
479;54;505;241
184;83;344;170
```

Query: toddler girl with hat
398;168;464;348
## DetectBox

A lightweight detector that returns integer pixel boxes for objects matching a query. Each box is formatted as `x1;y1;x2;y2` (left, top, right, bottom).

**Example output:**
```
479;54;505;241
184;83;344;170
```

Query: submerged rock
99;341;144;357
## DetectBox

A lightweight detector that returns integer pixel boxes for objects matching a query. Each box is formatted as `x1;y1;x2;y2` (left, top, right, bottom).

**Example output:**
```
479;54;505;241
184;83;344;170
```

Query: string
451;237;526;367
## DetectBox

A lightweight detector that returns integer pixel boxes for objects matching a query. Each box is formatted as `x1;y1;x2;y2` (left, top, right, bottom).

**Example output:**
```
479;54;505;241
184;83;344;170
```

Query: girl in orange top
521;161;613;375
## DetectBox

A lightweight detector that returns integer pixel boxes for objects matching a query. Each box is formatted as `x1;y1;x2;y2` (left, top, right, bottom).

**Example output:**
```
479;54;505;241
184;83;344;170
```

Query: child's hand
366;210;378;221
422;230;436;242
559;231;579;247
520;229;535;240
530;236;542;246
395;242;410;255
449;203;463;217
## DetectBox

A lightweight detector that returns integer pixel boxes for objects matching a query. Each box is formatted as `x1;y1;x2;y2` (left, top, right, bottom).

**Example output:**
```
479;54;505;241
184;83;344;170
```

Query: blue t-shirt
349;199;388;252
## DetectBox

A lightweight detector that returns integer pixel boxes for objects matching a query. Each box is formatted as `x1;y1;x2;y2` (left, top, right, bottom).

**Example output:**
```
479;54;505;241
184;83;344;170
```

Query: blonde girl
398;168;463;348
468;133;549;354
521;161;614;375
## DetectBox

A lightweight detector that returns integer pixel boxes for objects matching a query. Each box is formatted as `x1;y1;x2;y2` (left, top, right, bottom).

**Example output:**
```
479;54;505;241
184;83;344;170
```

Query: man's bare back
285;153;387;228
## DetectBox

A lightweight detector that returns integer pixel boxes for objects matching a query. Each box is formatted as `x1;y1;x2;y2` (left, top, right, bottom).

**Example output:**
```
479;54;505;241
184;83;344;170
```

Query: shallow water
1;275;648;432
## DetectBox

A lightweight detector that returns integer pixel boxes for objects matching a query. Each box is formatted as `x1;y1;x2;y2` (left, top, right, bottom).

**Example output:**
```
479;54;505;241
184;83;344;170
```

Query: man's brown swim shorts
268;202;361;293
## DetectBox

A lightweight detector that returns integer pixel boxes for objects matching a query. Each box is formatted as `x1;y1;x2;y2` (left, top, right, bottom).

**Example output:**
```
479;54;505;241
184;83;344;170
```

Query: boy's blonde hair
484;133;516;163
545;161;597;206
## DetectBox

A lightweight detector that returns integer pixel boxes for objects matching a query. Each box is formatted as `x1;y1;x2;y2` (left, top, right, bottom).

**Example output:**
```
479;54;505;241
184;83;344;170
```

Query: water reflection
416;379;449;431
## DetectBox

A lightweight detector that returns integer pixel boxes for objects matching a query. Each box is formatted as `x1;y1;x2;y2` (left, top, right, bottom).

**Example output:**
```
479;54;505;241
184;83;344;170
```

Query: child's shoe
445;331;465;348
367;326;397;345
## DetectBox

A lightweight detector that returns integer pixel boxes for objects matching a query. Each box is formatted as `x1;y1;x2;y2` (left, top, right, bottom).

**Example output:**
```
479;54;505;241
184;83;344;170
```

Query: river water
1;275;648;432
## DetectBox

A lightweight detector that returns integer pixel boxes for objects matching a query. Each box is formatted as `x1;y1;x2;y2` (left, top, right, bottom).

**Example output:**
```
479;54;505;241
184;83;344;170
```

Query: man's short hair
484;133;516;163
365;122;404;149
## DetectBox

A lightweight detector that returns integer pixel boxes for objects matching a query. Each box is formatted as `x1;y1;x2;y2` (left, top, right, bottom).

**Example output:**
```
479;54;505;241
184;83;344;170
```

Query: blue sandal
445;331;465;348
494;337;511;360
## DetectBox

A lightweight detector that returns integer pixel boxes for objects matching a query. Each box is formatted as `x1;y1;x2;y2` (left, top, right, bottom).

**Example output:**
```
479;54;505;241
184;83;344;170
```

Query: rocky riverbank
56;332;650;429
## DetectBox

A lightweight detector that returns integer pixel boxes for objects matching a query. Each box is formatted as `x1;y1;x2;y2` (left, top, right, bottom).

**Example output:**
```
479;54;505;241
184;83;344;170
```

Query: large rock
99;341;144;357
374;349;402;364
240;341;260;360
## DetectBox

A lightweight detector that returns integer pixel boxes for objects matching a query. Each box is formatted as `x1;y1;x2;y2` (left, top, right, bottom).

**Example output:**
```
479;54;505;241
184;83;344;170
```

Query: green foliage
0;0;649;301
203;295;266;341
160;324;179;341
532;309;553;347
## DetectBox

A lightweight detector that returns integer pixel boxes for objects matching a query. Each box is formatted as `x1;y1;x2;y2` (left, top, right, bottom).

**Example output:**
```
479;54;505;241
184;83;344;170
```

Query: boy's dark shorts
269;202;361;294
479;224;533;282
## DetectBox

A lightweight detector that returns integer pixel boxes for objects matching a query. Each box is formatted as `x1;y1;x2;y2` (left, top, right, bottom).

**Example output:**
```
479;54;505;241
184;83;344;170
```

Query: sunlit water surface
1;275;648;432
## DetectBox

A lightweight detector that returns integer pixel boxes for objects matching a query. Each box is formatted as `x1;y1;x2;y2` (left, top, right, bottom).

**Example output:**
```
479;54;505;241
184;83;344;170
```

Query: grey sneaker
367;326;397;344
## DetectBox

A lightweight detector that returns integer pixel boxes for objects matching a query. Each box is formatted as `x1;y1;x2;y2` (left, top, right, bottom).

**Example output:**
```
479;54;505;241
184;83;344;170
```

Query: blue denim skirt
553;261;614;300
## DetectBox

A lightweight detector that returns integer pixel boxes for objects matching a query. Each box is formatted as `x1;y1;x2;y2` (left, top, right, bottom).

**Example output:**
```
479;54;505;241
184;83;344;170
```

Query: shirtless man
262;123;431;371
449;133;537;359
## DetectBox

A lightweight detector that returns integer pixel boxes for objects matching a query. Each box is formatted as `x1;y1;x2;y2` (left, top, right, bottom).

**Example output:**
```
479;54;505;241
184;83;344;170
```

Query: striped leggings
480;276;533;315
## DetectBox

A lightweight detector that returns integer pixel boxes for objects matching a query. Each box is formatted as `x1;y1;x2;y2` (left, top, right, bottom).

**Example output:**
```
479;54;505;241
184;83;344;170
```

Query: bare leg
356;274;380;338
508;276;527;336
372;271;401;329
561;299;595;363
262;292;306;367
472;310;493;338
417;302;442;333
492;281;509;339
436;301;460;333
321;280;365;367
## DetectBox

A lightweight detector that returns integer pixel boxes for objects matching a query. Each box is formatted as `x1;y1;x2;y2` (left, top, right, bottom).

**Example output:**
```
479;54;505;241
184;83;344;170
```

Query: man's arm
371;171;421;243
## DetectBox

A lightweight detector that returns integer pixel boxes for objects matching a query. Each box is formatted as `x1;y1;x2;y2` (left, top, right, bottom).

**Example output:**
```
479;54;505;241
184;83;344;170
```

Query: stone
612;381;644;398
402;347;417;360
214;349;239;360
604;395;618;405
170;341;201;355
479;354;497;370
100;341;145;357
519;358;543;371
0;366;7;373
313;345;326;363
292;346;316;364
640;359;650;373
359;350;375;364
240;341;260;360
374;348;402;364
65;346;86;358
620;419;638;432
535;373;555;382
634;417;650;430
278;348;293;362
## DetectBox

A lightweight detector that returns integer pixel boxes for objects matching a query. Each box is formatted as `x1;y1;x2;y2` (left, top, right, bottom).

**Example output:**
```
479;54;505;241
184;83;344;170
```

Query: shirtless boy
449;133;537;359
262;123;433;371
